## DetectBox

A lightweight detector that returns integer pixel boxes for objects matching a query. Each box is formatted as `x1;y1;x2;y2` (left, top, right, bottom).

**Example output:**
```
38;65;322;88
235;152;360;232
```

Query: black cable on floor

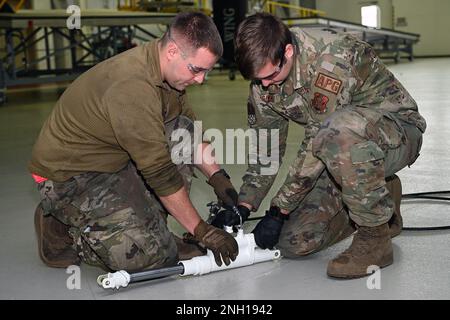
246;190;450;231
401;190;450;231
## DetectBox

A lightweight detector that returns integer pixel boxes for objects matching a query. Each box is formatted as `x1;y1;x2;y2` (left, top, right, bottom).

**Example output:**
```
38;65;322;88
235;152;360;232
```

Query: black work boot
34;204;80;268
386;175;403;238
174;233;207;261
327;223;393;279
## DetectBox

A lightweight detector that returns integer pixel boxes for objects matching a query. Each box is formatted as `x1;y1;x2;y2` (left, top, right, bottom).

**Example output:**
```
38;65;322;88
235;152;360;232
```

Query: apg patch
312;92;329;113
314;72;342;95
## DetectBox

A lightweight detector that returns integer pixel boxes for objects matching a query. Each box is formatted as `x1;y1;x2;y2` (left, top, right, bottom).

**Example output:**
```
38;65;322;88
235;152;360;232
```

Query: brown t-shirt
28;39;196;196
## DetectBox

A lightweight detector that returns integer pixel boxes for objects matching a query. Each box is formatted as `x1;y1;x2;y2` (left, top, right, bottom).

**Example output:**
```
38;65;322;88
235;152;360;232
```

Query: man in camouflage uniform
211;13;426;278
29;12;239;272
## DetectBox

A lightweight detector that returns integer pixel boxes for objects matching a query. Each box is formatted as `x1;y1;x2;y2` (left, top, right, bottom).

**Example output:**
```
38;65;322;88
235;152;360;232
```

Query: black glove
252;206;289;249
210;205;251;229
207;169;238;208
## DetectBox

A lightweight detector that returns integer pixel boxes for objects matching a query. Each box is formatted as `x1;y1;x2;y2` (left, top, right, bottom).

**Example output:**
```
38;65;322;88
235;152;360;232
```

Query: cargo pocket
350;140;386;194
82;211;175;271
77;207;137;270
38;178;78;215
350;140;385;164
80;228;122;270
378;115;404;149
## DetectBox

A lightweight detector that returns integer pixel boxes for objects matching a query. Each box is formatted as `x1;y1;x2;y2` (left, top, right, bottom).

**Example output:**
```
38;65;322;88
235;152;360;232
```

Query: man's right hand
194;220;239;266
252;206;288;249
210;205;251;229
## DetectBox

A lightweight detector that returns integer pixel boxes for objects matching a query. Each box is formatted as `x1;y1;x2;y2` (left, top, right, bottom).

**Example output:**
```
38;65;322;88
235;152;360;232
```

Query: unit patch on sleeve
314;72;342;95
312;92;329;114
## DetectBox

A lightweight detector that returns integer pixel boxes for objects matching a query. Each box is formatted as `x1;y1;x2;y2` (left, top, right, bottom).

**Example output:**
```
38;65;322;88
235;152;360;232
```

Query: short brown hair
161;12;223;57
234;13;292;79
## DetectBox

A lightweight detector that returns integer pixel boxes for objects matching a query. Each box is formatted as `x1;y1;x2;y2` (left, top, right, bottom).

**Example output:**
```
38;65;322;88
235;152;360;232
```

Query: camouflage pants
278;107;423;257
36;116;195;272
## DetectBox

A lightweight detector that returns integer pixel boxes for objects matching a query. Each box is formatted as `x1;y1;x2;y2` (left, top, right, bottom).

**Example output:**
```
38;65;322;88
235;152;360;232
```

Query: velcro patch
248;114;256;125
321;61;335;72
314;72;342;95
247;100;257;125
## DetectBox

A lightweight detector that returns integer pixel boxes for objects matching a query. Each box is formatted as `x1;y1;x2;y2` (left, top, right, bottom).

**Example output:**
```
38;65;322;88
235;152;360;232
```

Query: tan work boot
34;204;80;268
386;175;403;238
327;223;393;279
173;233;207;261
325;209;356;248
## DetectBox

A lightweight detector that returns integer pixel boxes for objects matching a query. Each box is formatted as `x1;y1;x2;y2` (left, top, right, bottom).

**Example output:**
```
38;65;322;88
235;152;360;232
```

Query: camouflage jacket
239;27;426;212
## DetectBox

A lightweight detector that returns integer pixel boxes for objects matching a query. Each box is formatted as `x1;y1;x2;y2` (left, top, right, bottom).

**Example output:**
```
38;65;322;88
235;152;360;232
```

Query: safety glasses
167;29;212;76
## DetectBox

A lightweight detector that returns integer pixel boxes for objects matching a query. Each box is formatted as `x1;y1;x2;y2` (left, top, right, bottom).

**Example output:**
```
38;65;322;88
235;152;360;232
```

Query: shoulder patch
314;72;342;95
312;92;329;114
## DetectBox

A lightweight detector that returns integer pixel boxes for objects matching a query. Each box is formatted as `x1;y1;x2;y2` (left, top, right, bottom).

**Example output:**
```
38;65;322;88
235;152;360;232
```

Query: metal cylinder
129;264;185;283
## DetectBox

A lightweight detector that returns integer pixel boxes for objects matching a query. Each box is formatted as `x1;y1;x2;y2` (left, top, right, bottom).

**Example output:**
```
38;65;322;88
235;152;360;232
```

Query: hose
247;190;450;231
401;190;450;231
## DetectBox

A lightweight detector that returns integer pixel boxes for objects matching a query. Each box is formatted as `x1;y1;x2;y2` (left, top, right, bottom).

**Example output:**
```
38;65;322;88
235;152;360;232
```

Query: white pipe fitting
97;270;131;289
98;229;282;289
180;229;281;276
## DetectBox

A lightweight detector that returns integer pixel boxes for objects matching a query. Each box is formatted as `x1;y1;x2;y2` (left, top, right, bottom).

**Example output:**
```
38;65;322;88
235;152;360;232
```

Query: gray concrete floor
0;58;449;300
